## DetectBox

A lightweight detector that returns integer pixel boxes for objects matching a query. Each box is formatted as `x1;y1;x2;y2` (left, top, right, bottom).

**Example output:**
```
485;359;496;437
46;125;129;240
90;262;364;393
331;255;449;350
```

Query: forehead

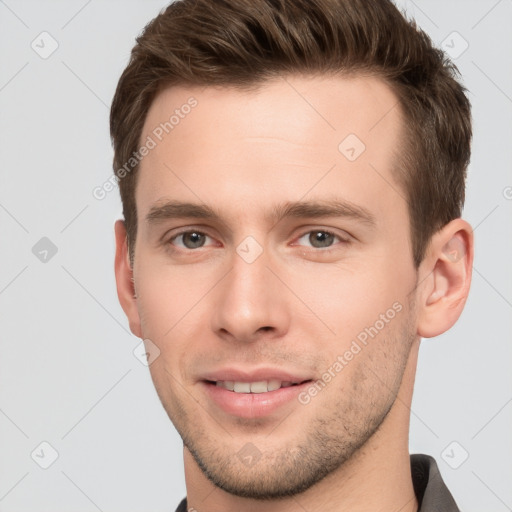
136;74;405;222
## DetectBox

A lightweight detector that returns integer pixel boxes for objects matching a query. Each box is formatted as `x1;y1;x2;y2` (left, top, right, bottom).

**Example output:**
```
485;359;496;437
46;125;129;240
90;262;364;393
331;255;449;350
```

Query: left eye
170;231;213;249
296;230;343;249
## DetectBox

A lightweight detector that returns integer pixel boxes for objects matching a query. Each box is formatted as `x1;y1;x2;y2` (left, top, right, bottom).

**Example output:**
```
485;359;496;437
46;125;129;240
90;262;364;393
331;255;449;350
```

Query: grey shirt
174;454;460;512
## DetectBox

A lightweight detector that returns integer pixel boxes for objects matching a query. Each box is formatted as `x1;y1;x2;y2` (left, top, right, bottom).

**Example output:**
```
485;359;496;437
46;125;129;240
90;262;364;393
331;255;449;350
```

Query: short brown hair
110;0;471;267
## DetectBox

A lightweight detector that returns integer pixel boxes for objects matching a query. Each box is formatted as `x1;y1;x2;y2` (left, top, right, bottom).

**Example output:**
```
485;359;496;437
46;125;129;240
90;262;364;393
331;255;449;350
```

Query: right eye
168;230;214;250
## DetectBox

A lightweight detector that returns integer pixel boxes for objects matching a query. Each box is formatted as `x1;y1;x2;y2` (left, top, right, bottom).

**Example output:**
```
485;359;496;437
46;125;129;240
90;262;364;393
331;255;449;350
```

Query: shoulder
411;454;461;512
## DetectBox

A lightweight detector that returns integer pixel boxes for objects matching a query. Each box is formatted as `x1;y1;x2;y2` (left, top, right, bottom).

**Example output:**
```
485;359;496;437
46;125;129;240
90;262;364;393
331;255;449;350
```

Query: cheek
135;262;208;338
134;264;216;386
284;259;408;344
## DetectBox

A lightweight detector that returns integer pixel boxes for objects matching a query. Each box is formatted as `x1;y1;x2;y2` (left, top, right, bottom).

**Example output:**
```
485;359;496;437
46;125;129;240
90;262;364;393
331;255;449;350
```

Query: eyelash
165;228;350;252
293;230;349;251
166;230;217;250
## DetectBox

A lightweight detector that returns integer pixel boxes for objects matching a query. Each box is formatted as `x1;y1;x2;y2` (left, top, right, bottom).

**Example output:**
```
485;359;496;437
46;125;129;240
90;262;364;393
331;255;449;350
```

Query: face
127;75;421;498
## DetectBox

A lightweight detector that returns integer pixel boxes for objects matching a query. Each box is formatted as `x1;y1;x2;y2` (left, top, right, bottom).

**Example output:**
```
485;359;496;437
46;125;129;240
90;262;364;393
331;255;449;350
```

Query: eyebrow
269;200;376;227
145;199;376;227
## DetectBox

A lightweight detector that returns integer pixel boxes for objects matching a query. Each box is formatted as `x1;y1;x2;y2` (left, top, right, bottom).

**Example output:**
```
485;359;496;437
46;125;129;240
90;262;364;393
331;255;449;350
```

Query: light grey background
1;1;511;511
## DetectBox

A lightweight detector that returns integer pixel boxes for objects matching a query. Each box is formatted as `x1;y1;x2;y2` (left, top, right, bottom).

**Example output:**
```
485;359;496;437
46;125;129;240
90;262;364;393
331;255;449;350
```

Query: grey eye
174;231;207;249
303;231;336;248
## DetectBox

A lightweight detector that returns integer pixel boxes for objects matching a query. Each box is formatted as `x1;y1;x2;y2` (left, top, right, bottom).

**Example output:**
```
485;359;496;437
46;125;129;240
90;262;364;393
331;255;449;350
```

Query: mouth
200;378;314;419
205;379;311;393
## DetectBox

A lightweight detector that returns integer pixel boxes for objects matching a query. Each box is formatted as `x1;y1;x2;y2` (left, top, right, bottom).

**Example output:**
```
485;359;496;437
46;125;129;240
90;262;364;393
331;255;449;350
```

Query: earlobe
114;220;143;338
417;219;474;339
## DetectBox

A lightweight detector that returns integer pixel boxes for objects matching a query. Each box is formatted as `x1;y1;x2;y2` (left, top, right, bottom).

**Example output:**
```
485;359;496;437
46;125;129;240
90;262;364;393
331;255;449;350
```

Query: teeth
215;379;297;393
233;382;251;393
250;381;268;394
267;379;282;391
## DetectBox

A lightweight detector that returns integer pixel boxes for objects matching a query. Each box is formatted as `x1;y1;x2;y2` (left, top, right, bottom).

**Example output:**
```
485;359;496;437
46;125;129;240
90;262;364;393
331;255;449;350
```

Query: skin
114;74;473;512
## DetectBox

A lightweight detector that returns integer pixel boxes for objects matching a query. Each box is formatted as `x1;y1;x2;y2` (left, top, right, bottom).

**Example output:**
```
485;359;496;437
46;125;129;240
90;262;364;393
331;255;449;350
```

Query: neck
183;340;420;512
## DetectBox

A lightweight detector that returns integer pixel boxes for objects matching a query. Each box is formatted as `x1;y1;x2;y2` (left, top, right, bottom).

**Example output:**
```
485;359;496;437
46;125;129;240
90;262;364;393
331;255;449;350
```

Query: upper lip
200;367;313;384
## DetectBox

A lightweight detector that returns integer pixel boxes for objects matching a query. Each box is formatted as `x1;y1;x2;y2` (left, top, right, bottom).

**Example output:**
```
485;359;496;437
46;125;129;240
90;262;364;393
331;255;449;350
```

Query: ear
114;219;142;339
416;218;474;339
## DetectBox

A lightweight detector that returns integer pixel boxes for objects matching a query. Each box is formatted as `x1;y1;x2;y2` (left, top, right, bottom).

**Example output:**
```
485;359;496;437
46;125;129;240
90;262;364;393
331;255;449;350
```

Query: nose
211;245;291;344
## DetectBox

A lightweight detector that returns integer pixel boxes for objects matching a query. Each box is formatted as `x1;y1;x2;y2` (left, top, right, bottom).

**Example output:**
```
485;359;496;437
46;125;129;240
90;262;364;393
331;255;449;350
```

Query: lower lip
201;381;312;419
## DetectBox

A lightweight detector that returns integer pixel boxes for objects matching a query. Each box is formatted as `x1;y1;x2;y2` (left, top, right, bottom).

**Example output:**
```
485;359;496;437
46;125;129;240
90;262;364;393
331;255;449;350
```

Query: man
110;0;473;510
